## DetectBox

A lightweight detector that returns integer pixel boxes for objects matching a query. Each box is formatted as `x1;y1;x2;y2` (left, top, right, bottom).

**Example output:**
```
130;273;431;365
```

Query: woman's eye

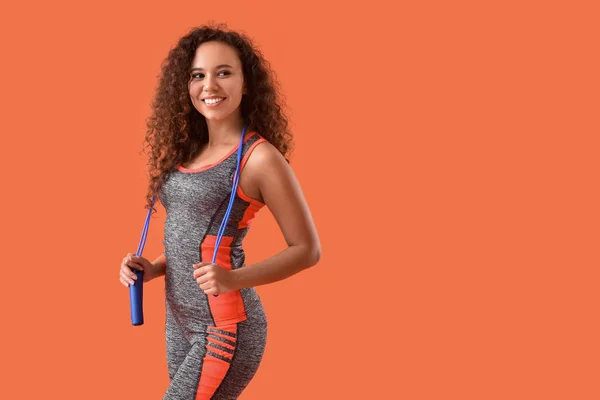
191;71;230;79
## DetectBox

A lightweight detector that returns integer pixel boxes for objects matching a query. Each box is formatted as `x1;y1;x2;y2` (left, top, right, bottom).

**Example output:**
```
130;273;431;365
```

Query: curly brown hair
142;23;293;213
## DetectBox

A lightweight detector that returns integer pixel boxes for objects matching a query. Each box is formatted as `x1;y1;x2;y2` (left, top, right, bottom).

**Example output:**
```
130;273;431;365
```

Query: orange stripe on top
238;200;263;229
178;131;257;173
235;136;267;228
200;235;247;326
236;136;267;207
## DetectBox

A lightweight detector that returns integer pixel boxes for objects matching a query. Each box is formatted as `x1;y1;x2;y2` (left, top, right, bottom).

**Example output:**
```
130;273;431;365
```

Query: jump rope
129;125;247;326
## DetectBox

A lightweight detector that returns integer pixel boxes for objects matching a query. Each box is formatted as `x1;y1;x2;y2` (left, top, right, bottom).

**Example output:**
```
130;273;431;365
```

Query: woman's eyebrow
190;64;233;72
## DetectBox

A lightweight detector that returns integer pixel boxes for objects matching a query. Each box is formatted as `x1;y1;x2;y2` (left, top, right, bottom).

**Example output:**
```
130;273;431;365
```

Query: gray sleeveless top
158;132;267;328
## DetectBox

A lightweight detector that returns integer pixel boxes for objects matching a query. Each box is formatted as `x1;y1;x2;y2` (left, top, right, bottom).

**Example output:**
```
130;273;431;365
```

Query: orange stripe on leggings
196;324;238;400
206;344;234;360
207;336;235;351
200;235;248;326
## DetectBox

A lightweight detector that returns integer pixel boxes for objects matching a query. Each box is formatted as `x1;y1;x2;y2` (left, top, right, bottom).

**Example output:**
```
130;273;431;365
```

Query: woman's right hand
120;253;157;287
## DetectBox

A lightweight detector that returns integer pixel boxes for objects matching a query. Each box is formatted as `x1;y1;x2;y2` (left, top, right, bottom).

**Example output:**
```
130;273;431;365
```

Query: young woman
118;24;321;399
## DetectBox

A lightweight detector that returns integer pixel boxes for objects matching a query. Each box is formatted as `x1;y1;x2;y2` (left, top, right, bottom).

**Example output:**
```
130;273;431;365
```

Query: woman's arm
151;253;167;279
230;142;321;290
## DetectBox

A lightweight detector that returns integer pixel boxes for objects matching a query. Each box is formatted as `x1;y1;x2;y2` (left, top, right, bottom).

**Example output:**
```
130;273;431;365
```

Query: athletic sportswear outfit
158;132;268;399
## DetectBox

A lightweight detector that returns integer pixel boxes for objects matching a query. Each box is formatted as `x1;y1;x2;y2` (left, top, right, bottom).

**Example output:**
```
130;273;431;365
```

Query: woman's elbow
307;242;322;267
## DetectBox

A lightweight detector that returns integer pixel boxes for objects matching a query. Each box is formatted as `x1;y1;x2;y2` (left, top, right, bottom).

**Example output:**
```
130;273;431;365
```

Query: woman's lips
203;97;226;107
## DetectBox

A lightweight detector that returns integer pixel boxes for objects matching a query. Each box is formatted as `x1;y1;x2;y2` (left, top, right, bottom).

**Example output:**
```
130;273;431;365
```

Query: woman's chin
200;108;241;123
199;110;226;121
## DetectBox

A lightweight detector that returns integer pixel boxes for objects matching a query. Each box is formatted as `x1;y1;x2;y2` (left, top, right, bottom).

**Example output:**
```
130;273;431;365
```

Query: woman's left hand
193;262;237;295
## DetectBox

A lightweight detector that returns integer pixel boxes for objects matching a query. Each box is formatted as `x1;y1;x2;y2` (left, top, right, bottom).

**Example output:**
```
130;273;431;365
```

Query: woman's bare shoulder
246;138;285;167
239;138;289;204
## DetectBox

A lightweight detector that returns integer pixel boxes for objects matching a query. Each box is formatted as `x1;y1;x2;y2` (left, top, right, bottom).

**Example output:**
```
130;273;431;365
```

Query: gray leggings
162;303;268;400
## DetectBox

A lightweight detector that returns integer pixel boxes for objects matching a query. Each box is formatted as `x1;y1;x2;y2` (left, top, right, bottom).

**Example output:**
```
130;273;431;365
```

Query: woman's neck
206;113;245;147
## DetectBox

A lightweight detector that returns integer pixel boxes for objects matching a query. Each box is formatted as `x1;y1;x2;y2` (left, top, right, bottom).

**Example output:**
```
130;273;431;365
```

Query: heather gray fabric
162;302;267;400
158;132;268;399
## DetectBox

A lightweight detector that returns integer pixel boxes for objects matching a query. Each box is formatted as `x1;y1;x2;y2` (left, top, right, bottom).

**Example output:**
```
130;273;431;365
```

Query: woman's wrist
227;244;320;290
150;254;167;279
228;268;244;291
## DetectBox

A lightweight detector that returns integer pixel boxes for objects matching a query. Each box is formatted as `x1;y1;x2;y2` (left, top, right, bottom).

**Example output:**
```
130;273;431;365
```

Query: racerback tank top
159;131;267;328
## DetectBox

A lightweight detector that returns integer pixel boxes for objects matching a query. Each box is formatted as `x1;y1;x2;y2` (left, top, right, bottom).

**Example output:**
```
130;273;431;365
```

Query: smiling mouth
203;97;226;105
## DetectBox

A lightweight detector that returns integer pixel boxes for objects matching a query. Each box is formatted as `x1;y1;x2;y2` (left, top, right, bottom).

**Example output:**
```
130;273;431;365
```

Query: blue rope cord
130;125;247;325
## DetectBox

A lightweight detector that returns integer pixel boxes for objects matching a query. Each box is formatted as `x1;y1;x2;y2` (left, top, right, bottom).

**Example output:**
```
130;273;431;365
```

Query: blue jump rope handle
129;269;145;325
129;196;153;326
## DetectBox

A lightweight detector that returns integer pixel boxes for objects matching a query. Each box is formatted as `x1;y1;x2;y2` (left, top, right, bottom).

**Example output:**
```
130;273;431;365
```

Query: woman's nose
203;74;218;92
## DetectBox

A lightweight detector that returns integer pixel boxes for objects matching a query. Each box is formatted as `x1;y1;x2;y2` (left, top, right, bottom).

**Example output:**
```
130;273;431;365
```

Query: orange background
1;0;599;399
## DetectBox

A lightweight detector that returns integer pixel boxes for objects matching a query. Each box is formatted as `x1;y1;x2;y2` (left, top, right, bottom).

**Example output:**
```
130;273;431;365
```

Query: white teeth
205;97;224;104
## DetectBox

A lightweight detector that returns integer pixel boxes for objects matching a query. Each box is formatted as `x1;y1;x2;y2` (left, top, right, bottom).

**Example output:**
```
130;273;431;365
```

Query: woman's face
188;41;246;123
